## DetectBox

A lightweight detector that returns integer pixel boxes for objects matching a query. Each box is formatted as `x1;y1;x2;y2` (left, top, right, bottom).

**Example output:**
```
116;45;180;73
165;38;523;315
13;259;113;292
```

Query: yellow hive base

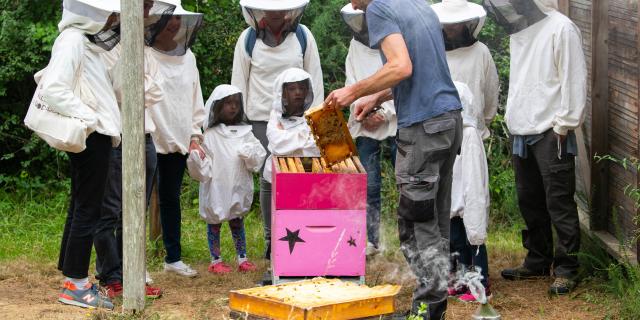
229;278;401;320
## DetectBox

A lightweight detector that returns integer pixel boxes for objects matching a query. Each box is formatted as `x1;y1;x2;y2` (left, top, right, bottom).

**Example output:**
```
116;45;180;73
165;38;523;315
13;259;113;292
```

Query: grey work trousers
251;121;272;259
395;110;462;318
512;129;580;279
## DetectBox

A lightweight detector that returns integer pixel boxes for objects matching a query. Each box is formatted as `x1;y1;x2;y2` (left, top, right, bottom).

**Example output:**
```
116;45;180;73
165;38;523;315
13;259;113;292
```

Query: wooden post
590;0;609;231
121;0;146;311
557;0;569;15
636;2;640;265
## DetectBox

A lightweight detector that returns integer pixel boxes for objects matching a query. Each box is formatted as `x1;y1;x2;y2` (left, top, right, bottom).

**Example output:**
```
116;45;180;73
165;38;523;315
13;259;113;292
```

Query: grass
0;152;635;319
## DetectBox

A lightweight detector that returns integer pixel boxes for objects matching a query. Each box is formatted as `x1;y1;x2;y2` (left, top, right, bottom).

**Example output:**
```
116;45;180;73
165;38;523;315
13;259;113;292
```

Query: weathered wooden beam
121;0;146;311
636;1;640;264
590;0;609;231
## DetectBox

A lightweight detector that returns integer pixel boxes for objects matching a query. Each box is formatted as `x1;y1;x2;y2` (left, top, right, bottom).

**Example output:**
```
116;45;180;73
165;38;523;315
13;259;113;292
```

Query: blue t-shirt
366;0;461;128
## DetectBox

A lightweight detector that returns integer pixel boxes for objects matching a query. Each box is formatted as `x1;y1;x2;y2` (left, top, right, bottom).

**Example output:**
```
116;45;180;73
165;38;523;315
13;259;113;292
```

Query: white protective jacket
101;45;163;135
147;48;206;154
186;85;266;224
506;10;587;136
263;68;320;183
446;41;499;139
39;3;121;146
450;82;490;246
231;25;324;122
345;39;397;140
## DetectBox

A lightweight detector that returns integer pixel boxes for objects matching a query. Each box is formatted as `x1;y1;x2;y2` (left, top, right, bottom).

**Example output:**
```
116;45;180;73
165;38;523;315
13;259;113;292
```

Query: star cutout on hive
347;236;357;247
279;228;305;254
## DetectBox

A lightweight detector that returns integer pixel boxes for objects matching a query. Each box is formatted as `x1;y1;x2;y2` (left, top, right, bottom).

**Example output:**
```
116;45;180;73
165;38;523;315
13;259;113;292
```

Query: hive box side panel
229;292;306;320
272;209;366;277
307;296;396;319
273;172;367;210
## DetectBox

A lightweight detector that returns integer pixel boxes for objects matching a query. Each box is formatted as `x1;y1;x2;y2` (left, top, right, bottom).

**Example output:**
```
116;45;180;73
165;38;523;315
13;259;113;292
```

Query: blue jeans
355;136;397;248
450;216;489;287
157;152;187;263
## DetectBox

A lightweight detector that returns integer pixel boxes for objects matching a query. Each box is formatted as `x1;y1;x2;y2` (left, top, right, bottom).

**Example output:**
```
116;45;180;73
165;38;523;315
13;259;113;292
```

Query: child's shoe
208;261;232;274
103;282;123;299
448;285;468;297
238;261;257;272
458;286;492;303
59;281;114;310
145;284;163;299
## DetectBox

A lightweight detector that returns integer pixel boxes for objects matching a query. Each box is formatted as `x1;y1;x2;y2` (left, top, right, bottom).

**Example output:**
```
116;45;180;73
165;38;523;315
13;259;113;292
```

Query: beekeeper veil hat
146;0;203;56
240;0;309;47
482;0;550;34
272;68;314;117
340;3;369;47
59;0;121;50
432;0;487;50
204;85;247;129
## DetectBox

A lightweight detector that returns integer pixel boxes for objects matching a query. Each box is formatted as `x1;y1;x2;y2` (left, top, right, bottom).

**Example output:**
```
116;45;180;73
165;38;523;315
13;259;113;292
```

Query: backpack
244;25;307;58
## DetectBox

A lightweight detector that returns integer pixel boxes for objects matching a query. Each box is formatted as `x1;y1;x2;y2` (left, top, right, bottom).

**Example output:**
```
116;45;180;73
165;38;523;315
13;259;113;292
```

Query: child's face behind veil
282;80;309;117
219;94;242;125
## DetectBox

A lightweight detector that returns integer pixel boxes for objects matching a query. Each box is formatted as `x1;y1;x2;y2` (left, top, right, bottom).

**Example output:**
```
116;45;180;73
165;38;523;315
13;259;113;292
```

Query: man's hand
189;140;205;160
362;112;385;132
354;94;380;121
324;85;357;110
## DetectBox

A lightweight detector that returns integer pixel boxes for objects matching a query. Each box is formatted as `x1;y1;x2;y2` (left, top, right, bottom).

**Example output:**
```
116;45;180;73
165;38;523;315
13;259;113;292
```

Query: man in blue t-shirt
325;0;462;318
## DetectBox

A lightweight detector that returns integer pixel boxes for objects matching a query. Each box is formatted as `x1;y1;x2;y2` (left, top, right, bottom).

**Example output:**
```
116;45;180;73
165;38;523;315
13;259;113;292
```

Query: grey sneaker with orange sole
58;281;114;310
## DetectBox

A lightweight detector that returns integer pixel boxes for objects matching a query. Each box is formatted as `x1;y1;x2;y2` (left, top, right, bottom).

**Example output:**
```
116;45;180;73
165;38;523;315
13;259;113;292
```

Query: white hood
272;67;314;116
432;0;487;37
204;84;244;129
59;0;120;34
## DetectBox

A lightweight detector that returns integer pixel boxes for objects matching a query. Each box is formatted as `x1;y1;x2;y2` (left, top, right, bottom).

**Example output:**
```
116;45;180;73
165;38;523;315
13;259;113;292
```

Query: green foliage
406;302;427;320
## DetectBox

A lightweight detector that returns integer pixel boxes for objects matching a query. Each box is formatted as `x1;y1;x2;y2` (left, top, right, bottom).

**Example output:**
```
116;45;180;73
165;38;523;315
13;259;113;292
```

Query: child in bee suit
340;3;397;257
187;84;266;274
262;68;321;267
42;0;121;310
448;81;492;303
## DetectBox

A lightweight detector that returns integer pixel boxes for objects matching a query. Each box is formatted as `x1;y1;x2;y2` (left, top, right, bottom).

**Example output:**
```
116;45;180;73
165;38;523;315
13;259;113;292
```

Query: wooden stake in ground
121;0;146;311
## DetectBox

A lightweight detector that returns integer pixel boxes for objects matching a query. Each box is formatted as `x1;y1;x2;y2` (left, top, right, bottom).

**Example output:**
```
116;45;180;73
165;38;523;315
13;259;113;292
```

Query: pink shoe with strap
208;262;232;274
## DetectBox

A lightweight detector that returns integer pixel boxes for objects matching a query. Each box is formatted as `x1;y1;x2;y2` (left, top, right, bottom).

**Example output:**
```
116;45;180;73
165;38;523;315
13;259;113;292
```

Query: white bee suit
262;68;320;183
445;42;499;140
231;0;324;122
344;39;397;140
187;85;266;225
38;0;122;146
506;10;587;136
450;82;490;246
146;48;206;154
101;45;163;135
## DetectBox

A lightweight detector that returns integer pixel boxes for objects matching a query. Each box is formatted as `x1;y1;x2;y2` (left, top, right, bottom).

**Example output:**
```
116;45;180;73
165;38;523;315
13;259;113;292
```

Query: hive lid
304;103;358;166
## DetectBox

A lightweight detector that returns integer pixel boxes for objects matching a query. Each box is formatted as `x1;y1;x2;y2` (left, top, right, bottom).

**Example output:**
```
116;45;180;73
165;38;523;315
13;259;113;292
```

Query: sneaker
238;261;257;272
208;262;232;274
261;269;273;286
145;284;163;299
548;277;576;295
366;242;379;257
103;282;123;299
458;287;492;303
501;266;549;280
145;270;154;284
59;281;114;310
447;285;468;297
164;260;198;278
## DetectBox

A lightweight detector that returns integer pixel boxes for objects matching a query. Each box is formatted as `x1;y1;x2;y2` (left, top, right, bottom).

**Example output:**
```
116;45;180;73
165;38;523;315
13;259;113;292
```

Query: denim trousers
93;135;158;284
355;136;397;248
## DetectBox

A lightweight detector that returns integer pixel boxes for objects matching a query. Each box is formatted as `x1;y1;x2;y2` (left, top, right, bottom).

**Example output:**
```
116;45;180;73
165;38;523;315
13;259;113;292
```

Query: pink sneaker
238;261;257;272
458;287;492;303
208;262;232;274
448;285;468;297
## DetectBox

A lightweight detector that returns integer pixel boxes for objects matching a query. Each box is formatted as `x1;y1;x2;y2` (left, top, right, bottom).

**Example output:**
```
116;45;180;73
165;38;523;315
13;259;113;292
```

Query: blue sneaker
58;281;114;310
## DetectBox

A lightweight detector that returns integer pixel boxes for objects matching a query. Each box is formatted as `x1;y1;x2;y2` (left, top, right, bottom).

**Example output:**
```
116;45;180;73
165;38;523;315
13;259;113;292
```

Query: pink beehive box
271;156;367;283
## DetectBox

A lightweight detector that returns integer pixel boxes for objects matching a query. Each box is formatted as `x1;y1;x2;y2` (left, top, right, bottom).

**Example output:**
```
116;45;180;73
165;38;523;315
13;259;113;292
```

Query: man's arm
325;33;412;120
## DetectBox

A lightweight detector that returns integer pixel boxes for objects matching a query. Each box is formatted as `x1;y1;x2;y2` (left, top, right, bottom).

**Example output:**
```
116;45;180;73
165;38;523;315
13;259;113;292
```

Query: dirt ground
0;252;612;320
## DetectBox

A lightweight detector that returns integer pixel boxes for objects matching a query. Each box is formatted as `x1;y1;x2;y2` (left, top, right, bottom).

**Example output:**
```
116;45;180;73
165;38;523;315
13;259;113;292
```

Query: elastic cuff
553;126;569;136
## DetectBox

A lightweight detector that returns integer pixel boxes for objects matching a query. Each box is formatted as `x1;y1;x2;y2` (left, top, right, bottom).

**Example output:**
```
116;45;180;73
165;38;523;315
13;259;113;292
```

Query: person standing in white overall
230;0;324;277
